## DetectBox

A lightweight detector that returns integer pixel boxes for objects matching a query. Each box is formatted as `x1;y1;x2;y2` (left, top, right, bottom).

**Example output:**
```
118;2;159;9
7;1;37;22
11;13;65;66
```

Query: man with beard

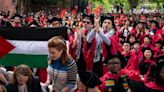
96;16;120;61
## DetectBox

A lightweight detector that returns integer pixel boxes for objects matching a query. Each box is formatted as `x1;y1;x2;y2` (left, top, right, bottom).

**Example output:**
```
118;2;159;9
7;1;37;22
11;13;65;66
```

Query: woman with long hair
44;36;77;92
5;64;42;92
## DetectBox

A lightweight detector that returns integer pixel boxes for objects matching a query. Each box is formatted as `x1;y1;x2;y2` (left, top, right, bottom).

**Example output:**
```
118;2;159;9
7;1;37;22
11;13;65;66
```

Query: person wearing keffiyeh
69;14;94;73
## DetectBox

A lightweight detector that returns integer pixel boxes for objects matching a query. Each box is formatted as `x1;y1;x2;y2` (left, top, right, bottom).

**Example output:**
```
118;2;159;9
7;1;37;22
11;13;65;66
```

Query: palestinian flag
0;27;68;68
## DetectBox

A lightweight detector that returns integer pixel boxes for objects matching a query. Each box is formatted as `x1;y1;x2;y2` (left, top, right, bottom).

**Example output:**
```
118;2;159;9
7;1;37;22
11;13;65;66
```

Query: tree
127;0;139;12
148;0;163;10
89;0;110;12
16;0;24;13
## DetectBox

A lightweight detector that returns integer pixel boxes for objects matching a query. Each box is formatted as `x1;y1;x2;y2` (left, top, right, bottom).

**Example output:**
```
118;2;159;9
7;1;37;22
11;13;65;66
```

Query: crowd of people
0;9;164;92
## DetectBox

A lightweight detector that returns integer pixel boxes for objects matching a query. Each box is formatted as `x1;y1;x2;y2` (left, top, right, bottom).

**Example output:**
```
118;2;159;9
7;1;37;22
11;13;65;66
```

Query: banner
0;27;68;68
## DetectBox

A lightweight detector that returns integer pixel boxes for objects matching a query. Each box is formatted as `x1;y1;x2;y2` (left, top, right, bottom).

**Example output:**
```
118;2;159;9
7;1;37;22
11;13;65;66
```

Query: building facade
0;0;88;15
0;0;16;15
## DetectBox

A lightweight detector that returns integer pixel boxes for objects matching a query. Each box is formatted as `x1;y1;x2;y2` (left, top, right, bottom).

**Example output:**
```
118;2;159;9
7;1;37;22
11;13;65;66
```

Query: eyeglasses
83;21;90;24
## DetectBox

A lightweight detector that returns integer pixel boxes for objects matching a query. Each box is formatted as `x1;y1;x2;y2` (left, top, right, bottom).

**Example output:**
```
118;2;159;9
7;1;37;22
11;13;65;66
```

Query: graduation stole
14;23;21;27
105;74;129;92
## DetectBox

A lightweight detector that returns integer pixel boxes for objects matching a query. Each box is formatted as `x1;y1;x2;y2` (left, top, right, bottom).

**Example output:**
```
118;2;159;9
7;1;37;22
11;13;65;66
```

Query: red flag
72;9;76;17
86;6;92;15
120;14;124;18
60;9;66;18
141;15;146;21
112;13;117;17
0;36;15;58
94;8;100;16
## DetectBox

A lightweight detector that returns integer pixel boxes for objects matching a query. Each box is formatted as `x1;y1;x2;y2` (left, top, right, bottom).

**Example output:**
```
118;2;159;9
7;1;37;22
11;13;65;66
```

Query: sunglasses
83;21;90;24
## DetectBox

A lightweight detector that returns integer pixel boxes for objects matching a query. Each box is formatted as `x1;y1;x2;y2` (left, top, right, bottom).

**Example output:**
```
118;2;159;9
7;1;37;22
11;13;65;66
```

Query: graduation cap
48;17;62;24
78;71;102;88
11;14;22;19
104;54;124;64
155;39;163;44
144;35;152;40
82;13;94;24
141;47;154;56
101;16;115;28
155;55;164;62
123;38;131;44
133;40;141;44
137;20;145;25
28;20;40;27
150;20;159;28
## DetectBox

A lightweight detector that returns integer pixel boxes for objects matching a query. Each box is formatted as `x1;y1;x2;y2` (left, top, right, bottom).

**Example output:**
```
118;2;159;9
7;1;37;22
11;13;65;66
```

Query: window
12;0;16;3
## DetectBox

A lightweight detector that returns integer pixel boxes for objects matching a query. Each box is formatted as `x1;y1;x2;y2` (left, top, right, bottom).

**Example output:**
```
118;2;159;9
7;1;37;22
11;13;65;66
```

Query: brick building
0;0;88;15
0;0;16;15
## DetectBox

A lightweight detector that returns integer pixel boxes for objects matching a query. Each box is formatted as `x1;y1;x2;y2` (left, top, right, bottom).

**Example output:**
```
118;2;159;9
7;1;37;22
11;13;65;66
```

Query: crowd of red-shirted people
0;9;164;92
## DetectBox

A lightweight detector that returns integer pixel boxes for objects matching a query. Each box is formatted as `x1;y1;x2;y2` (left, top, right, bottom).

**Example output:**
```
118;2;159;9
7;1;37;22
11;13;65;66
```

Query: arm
62;60;77;92
32;76;43;92
98;29;111;46
0;73;8;84
71;32;78;49
71;29;82;49
44;67;51;86
86;29;96;43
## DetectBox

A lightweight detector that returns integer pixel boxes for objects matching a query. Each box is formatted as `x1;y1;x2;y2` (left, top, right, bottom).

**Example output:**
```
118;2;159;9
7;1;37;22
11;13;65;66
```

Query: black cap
137;20;145;25
141;47;154;55
155;55;164;62
28;20;40;27
155;39;163;44
11;14;22;19
104;54;123;64
133;40;140;44
78;71;102;88
150;20;159;28
48;17;62;23
82;13;94;24
101;16;115;28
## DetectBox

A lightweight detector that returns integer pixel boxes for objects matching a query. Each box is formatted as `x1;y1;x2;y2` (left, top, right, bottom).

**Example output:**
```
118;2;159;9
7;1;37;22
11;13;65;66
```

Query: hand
94;16;100;28
0;73;8;84
136;29;140;34
94;16;100;25
43;81;50;87
76;30;81;39
124;25;128;29
94;25;100;32
145;30;149;35
61;86;70;92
